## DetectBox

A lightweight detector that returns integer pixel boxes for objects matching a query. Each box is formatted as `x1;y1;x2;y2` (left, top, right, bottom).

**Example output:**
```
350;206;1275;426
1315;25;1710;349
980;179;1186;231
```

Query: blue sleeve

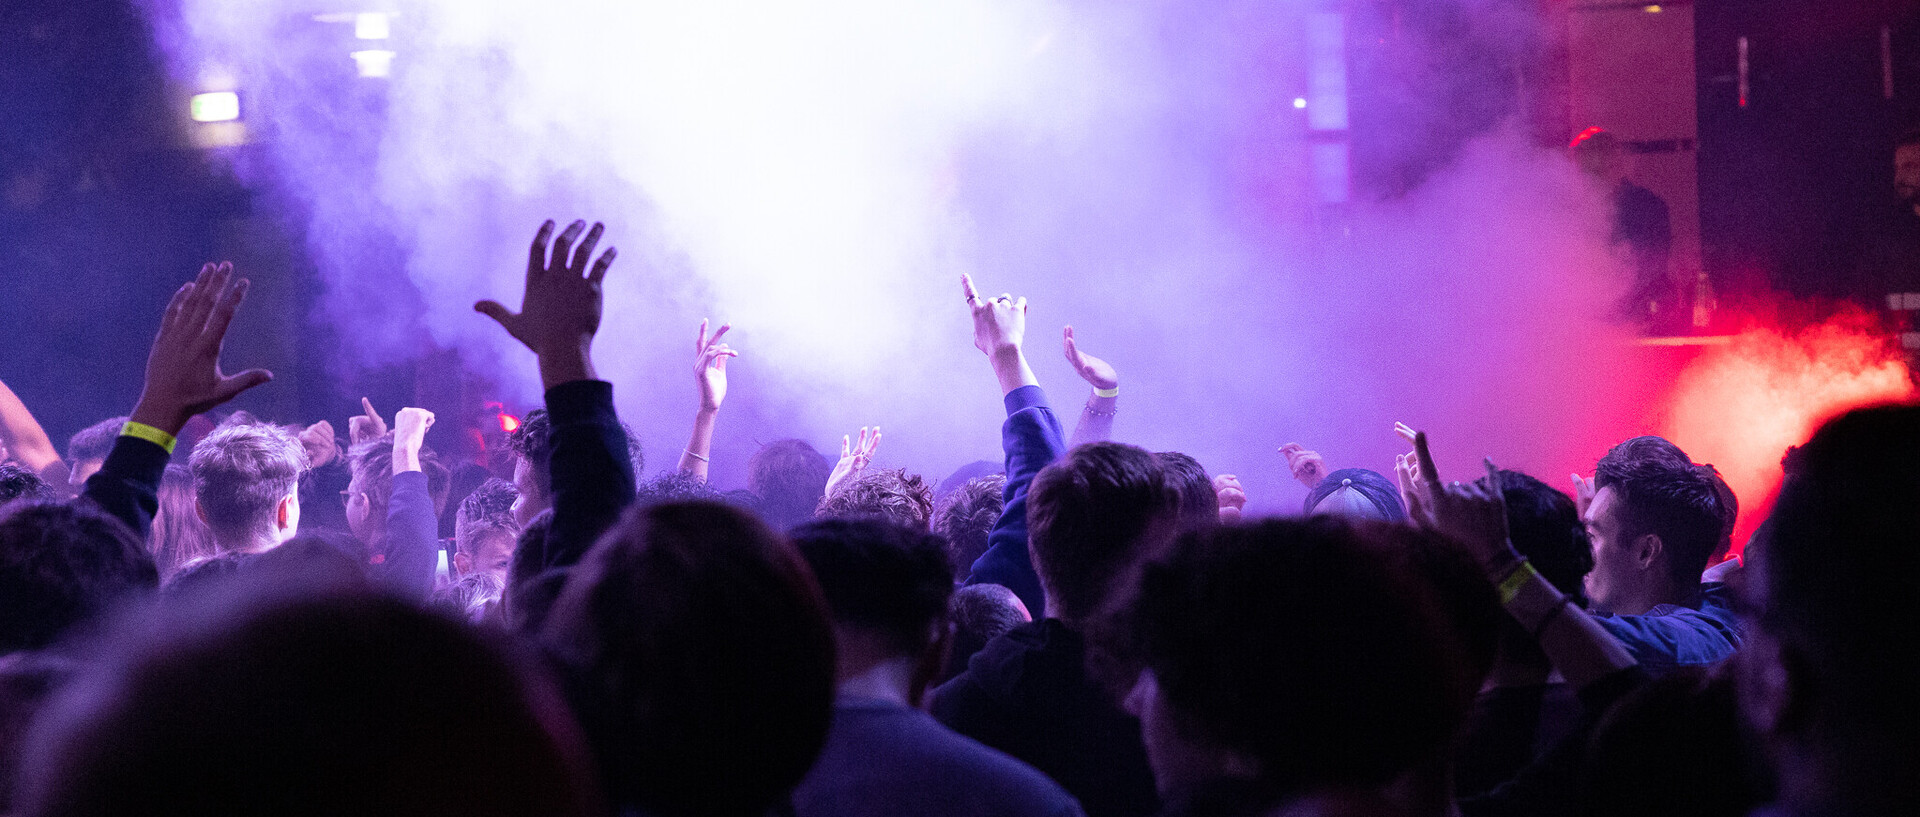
1592;584;1742;674
79;434;170;543
543;380;636;571
964;385;1065;616
379;470;439;600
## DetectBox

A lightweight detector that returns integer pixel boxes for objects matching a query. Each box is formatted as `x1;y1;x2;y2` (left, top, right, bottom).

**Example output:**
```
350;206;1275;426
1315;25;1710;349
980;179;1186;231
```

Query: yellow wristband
1092;386;1120;399
1497;561;1542;606
120;421;178;455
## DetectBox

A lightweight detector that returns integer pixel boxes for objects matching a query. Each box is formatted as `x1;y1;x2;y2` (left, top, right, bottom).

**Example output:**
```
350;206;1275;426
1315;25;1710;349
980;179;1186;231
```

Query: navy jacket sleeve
543;380;636;572
1592;583;1742;675
80;434;170;541
378;470;439;600
964;385;1065;616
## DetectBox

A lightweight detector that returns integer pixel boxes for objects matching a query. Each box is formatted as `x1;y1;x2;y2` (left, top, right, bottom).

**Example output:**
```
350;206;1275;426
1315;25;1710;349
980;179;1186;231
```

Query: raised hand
1278;443;1328;488
1062;326;1118;392
1570;473;1596;518
1405;430;1520;575
961;274;1038;394
825;426;881;497
130;262;273;435
392;407;435;474
349;398;388;447
475;220;618;387
1213;473;1247;524
694;319;738;413
299;420;338;469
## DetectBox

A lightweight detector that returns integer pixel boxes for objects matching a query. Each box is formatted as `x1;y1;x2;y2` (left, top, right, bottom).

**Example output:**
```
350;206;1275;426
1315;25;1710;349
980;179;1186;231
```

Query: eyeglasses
339;490;358;508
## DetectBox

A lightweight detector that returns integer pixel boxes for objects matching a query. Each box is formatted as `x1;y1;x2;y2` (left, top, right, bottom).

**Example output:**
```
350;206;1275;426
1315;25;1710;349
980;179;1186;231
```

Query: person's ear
195;498;210;526
277;493;300;532
453;551;473;576
1635;532;1664;571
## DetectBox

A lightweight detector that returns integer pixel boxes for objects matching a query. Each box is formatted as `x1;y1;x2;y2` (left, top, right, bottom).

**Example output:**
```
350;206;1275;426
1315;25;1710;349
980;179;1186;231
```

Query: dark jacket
793;695;1085;817
931;619;1159;817
965;385;1064;617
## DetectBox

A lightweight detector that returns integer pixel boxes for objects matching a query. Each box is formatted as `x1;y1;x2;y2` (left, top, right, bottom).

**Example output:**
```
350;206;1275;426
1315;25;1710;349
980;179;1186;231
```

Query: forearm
989;347;1038;396
1497;560;1636;691
677;409;717;480
80;432;172;542
1068;392;1117;448
393;442;423;476
545;380;636;570
0;379;60;471
381;471;440;600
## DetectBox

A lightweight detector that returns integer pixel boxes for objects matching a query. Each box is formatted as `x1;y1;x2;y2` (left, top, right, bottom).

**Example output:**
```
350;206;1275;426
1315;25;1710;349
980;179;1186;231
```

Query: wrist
538;347;596;389
696;406;720;418
129;397;191;437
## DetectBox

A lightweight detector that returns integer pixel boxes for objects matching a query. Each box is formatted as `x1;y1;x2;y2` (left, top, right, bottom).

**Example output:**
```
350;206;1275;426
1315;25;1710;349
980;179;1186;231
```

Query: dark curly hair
931;474;1005;578
815;468;934;530
508;409;645;495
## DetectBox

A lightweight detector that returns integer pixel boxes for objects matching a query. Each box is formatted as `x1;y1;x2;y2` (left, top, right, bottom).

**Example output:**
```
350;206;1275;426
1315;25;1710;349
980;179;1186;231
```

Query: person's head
0;464;52;507
1495;469;1591;600
746;439;832;529
942;583;1031;683
1572;126;1626;183
344;434;450;545
1586;457;1722;614
931;473;1006;580
1122;517;1481;799
1895;128;1920;215
454;478;518;582
789;518;954;702
188;422;308;552
1027;442;1180;626
1736;404;1920;814
1304;468;1406;522
633;470;725;507
150;464;217;580
541;501;835;817
63;417;125;490
508;409;643;527
1597;436;1738;564
0;501;157;655
1154;452;1218;532
814;468;934;529
15;584;598;817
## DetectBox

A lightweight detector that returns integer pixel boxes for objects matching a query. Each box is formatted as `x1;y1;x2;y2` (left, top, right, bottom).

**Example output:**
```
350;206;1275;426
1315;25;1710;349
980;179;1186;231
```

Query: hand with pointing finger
350;398;388;447
960;274;1039;395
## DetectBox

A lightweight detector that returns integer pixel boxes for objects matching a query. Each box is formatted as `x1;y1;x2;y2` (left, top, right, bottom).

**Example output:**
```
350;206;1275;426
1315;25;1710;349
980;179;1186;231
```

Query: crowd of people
0;220;1912;817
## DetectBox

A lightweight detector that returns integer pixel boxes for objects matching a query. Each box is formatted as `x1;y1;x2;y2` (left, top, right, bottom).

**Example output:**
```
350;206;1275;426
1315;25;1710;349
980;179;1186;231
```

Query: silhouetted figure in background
1575;128;1679;334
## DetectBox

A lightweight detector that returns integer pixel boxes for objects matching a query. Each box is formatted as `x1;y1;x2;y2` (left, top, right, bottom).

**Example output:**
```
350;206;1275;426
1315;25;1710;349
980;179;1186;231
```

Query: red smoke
1660;306;1914;555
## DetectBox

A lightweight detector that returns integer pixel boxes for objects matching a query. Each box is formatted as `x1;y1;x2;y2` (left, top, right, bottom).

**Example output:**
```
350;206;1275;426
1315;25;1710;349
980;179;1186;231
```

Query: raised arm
959;274;1062;614
1405;431;1635;691
476;219;631;571
85;262;273;539
381;406;440;599
0;378;61;474
824;426;880;497
676;319;737;481
1062;325;1119;447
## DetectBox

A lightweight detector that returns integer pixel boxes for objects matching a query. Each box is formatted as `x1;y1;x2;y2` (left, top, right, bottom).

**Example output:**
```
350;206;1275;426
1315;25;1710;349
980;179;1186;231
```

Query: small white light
190;91;240;122
355;12;391;40
1293;97;1308;109
351;50;396;78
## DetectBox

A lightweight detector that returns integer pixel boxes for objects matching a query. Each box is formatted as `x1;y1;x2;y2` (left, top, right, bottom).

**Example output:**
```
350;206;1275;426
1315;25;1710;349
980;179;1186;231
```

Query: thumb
474;300;519;332
216;369;274;402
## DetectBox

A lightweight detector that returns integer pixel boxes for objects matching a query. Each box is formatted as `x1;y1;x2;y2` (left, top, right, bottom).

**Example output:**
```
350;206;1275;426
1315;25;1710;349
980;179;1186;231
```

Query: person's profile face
511;456;546;527
1582;486;1635;613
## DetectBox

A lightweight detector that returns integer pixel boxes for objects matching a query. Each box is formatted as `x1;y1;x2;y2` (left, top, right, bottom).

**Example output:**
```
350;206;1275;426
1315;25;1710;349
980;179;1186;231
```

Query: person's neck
217;529;280;555
836;656;917;706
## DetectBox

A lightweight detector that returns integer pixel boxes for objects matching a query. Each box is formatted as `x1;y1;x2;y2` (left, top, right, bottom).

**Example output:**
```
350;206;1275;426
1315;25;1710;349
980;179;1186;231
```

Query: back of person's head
1154;451;1218;531
15;583;598;817
508;409;644;498
346;434;450;541
455;478;518;551
815;468;934;530
634;470;725;507
188;422;308;548
932;473;1006;579
1128;517;1480;795
150;465;217;580
541;501;835;817
1752;404;1920;793
1027;442;1179;624
789;517;953;663
63;417;125;468
0;464;52;506
1597;435;1691;473
436;572;506;624
943;583;1031;682
1496;469;1591;600
0;501;157;655
747;439;832;529
1304;468;1406;522
1580;667;1761;817
1592;458;1722;588
1597;436;1739;564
